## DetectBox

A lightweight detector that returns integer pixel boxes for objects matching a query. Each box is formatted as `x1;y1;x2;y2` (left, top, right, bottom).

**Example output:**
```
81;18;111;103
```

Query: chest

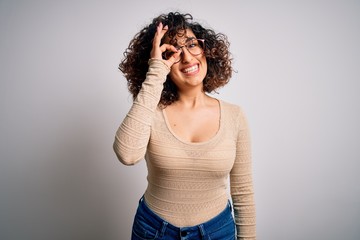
146;108;237;172
163;105;220;143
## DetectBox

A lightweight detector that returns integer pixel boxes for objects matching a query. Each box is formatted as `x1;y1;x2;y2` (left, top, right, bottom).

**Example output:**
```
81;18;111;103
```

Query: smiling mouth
182;64;199;74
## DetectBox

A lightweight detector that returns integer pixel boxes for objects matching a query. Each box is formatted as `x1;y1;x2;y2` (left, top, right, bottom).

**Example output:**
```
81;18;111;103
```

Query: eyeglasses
163;38;205;63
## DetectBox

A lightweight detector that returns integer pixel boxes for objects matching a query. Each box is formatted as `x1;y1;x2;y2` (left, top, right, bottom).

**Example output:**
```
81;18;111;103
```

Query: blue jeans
131;196;236;240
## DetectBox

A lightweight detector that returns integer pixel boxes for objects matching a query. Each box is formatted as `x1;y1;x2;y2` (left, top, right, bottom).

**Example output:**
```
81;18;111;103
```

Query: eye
187;40;199;49
188;43;196;48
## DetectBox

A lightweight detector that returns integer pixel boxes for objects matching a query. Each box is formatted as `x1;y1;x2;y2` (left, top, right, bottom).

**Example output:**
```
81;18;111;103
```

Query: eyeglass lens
163;39;204;62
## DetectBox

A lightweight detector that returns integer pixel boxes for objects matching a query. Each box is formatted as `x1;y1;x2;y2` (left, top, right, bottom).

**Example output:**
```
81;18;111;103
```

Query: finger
157;23;168;38
170;51;181;62
164;50;182;68
152;23;162;47
168;44;178;53
153;23;168;47
159;43;178;53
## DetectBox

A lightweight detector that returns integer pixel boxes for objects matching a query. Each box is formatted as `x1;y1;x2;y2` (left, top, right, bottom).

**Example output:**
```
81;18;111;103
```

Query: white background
1;0;359;239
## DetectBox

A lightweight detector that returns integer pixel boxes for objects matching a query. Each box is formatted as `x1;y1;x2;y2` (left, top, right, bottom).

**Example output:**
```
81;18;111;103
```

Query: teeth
183;65;198;73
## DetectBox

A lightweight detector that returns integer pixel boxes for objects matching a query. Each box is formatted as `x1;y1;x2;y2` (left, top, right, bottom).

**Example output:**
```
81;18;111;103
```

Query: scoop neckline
161;99;223;145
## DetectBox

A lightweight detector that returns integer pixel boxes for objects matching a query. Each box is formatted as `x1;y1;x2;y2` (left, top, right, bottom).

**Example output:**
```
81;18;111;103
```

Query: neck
177;90;209;108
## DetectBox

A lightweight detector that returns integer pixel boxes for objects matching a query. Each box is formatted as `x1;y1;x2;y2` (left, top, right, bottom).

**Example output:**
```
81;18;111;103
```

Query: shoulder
219;99;245;116
219;99;249;129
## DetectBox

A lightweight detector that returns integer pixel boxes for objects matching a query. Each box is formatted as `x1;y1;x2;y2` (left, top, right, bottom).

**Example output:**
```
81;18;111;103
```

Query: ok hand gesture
150;22;180;69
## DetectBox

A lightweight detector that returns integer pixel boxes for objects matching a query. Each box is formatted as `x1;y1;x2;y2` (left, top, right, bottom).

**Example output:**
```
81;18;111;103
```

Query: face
166;29;207;91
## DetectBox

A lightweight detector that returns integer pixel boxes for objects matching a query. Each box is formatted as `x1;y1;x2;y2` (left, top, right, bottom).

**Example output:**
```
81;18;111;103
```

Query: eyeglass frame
162;38;205;64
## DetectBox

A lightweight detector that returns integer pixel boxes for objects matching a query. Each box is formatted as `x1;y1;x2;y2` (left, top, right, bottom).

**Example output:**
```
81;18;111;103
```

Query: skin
151;23;220;143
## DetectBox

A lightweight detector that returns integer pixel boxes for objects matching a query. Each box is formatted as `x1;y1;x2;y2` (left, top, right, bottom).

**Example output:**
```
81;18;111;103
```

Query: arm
113;22;180;165
230;107;256;239
113;59;170;165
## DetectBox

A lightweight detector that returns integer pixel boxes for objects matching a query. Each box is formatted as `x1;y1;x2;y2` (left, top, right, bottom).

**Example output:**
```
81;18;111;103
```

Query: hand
150;22;180;68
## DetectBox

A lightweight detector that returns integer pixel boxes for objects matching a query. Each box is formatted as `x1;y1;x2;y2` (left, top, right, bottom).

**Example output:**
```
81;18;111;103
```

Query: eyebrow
174;37;196;46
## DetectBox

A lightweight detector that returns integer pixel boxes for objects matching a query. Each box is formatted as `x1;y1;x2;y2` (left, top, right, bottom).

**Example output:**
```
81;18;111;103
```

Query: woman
113;12;256;240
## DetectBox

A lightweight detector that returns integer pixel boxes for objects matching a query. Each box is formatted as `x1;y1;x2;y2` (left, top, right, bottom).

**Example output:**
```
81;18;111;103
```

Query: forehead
165;28;196;45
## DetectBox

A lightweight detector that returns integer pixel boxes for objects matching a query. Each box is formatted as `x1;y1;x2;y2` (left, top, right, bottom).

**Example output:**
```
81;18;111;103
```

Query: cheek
169;64;183;76
199;55;207;67
200;58;208;74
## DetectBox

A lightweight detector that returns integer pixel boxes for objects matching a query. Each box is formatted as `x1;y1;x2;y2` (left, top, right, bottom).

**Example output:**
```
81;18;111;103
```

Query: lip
181;64;200;75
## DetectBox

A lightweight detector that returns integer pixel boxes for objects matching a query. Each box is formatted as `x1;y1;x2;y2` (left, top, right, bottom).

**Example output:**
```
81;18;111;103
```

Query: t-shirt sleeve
230;107;256;239
113;59;170;165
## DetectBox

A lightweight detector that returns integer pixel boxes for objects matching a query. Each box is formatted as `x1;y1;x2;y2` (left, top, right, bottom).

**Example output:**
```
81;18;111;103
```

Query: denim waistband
137;196;233;239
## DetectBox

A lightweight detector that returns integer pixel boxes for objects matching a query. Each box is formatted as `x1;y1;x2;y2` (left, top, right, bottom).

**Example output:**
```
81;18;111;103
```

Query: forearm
113;59;170;165
231;172;256;240
231;107;256;239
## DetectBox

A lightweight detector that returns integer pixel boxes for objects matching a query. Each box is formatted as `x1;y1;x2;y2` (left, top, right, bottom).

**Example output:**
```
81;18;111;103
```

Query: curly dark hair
119;12;232;107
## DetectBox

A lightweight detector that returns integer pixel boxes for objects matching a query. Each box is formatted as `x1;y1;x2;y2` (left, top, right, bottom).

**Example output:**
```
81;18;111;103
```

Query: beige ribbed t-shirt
113;59;256;239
